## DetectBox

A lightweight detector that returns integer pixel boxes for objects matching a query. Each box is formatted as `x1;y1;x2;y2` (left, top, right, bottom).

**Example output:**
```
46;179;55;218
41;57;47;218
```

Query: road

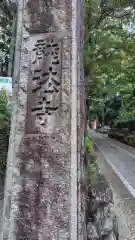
89;130;135;240
90;130;135;197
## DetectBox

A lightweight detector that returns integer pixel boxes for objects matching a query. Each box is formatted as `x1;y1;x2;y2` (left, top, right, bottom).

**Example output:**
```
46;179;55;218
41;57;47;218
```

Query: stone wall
87;174;119;240
86;146;119;240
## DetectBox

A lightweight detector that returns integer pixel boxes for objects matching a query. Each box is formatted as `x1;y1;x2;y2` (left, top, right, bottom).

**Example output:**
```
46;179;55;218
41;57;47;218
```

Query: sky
0;77;12;92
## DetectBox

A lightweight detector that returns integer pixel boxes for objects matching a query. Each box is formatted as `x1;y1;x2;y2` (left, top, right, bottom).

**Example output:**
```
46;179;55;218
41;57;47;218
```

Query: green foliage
85;135;99;184
85;135;94;153
0;88;11;173
0;1;13;75
118;108;135;122
87;159;99;185
85;0;135;125
104;109;117;126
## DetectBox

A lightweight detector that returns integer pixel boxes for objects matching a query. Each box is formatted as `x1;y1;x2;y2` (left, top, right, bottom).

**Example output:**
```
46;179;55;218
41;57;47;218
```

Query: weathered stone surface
77;0;87;237
14;134;70;239
87;174;119;240
25;33;63;134
24;0;71;33
1;0;86;239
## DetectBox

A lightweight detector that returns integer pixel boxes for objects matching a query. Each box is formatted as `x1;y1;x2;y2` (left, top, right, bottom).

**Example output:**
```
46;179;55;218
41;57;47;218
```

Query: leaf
85;0;135;125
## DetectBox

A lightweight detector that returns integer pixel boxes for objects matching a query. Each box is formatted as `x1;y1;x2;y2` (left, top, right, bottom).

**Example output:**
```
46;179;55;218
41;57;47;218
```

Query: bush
85;136;98;184
85;135;94;153
119;108;135;122
0;88;11;174
127;135;135;147
0;124;10;172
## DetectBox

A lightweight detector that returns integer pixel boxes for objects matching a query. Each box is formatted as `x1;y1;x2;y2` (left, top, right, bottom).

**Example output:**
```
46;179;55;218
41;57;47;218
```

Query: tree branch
0;0;17;15
113;12;132;18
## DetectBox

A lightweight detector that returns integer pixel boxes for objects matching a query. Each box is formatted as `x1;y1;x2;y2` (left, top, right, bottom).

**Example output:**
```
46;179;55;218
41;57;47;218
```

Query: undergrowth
85;135;99;184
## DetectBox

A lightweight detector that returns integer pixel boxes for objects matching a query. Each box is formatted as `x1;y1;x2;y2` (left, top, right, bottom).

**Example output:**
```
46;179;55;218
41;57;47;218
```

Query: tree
0;0;17;75
84;0;135;126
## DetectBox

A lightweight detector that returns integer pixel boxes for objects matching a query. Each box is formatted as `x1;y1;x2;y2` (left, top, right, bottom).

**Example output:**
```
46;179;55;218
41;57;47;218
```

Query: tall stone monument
1;0;86;239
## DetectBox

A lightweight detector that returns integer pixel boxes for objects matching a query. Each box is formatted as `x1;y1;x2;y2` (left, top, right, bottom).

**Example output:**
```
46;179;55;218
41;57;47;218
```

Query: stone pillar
1;0;85;239
76;0;87;239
